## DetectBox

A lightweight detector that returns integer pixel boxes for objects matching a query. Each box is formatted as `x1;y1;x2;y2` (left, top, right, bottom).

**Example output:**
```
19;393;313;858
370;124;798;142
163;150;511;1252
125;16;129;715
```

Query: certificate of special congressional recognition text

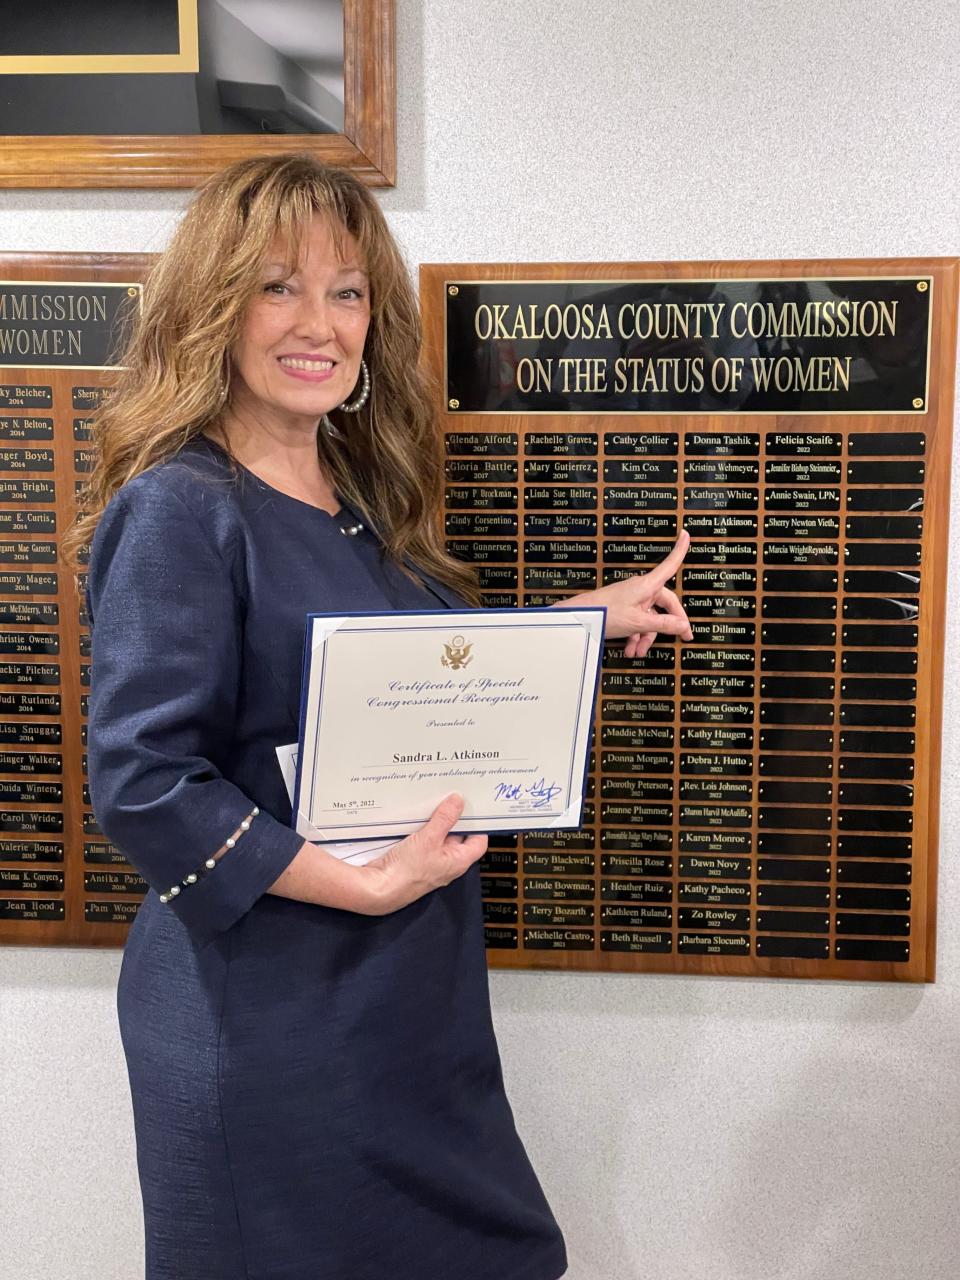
292;608;605;841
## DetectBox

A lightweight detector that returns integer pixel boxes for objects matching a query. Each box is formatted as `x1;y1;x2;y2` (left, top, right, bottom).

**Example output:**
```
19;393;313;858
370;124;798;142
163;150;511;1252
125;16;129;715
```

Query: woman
68;154;693;1280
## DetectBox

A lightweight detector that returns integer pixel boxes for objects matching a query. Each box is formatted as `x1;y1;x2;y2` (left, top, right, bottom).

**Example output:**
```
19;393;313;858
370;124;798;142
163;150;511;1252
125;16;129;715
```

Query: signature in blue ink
494;782;524;801
494;777;562;809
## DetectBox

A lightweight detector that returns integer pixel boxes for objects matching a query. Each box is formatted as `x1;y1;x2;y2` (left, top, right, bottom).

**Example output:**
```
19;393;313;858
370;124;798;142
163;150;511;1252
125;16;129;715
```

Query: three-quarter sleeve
86;474;306;946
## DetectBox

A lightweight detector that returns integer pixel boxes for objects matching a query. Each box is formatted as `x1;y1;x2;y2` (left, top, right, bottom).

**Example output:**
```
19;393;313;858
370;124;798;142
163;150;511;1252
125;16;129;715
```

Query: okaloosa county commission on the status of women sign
420;257;959;983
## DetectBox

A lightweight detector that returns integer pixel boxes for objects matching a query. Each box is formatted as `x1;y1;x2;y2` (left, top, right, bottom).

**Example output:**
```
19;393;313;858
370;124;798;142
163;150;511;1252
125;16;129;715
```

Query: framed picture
0;0;394;188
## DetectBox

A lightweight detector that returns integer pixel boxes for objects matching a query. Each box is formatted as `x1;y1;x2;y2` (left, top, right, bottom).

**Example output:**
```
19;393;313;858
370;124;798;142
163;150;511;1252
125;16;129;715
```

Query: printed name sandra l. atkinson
393;749;502;762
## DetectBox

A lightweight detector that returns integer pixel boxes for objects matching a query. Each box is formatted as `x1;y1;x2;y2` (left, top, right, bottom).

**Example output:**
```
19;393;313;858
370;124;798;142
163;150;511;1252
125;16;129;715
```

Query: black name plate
603;513;678;538
685;432;759;456
0;510;56;535
0;838;63;861
524;539;596;563
679;932;751;955
0;809;63;833
83;841;130;866
0;604;59;629
766;432;842;455
600;853;673;876
601;905;672;927
523;904;596;926
605;459;678;483
679;855;751;879
0;448;54;472
446;433;518;455
446;486;517;509
84;900;142;924
0;417;54;442
0;751;61;774
0;479;55;503
447;540;517;563
445;513;517;536
600;878;673;902
603;486;677;510
484;926;519;949
763;515;840;540
0;897;64;920
0;779;61;803
683;513;758;538
0;573;57;595
446;278;930;413
523;459;598;482
525;513;599;537
523;928;595;950
525;433;597;456
72;386;109;410
523;566;596;589
0;662;59;686
445;459;518;481
684;459;759;483
0;632;59;656
0;385;52;408
0;695;60;718
524;487;597;510
605;433;678;455
523;853;595;875
765;459;842;484
0;723;62;745
0;867;63;891
600;931;672;953
602;699;674;722
83;870;147;895
600;777;674;799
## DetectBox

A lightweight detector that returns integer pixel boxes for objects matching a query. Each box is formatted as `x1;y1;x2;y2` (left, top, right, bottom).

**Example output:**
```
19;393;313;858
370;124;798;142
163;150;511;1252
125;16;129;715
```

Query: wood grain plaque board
0;253;149;947
420;258;960;982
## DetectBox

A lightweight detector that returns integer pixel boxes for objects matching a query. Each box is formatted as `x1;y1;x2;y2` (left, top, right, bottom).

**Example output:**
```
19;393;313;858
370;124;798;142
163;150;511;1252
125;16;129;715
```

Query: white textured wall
2;3;960;1277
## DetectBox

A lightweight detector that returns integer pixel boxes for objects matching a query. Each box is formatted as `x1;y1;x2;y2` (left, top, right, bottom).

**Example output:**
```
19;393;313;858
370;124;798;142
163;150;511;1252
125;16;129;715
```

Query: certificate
292;607;605;841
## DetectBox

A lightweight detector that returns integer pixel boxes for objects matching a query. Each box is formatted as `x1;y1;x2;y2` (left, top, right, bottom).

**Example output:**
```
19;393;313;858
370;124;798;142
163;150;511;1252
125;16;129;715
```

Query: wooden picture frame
0;0;395;189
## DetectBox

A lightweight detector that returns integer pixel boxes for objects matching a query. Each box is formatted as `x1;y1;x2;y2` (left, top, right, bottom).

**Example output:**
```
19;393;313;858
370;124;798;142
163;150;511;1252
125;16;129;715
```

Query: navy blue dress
87;437;567;1280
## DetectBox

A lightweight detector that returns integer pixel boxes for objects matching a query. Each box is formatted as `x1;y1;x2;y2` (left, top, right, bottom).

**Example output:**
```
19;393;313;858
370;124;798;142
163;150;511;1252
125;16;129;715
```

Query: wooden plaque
0;0;395;189
420;257;960;982
0;253;149;946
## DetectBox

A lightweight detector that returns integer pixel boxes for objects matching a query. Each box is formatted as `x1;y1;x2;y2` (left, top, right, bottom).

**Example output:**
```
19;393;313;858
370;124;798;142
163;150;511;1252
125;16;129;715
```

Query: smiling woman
62;153;581;1280
219;215;373;510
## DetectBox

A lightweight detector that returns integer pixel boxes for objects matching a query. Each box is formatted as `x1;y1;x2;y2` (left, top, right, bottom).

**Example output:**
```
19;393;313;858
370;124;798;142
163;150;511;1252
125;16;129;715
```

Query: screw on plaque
913;398;924;409
448;399;460;410
917;280;928;292
448;285;459;296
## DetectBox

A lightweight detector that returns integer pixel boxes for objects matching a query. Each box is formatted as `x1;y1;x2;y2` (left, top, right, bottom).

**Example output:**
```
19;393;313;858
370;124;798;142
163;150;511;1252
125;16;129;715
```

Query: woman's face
230;214;371;431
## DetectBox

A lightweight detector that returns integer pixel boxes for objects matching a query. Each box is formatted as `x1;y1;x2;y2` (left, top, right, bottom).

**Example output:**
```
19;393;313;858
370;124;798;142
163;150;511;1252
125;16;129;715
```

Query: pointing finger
641;530;690;593
653;586;694;640
624;631;653;659
634;611;691;636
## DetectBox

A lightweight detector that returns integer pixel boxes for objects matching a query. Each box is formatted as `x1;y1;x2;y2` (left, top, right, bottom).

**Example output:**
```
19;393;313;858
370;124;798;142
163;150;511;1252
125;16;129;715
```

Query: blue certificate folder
292;607;605;843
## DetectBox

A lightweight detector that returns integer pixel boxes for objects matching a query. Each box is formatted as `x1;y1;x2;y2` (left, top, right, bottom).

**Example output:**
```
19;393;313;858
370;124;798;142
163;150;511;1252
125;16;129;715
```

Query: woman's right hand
360;793;488;914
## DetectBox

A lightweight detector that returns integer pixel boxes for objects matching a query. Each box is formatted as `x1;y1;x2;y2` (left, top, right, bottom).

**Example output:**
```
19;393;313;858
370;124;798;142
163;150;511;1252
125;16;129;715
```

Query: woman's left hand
562;530;694;659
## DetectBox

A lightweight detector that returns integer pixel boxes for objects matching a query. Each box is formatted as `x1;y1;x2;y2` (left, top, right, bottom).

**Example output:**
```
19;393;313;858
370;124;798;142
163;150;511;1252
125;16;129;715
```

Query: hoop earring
339;359;370;413
217;353;232;409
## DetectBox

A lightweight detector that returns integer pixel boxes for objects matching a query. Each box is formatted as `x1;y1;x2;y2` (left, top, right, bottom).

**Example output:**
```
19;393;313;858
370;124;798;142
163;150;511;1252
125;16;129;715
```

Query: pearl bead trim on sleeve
159;805;260;904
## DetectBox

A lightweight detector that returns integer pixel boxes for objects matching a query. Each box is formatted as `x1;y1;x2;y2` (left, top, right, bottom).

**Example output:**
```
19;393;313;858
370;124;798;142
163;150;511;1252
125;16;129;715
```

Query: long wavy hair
62;153;480;604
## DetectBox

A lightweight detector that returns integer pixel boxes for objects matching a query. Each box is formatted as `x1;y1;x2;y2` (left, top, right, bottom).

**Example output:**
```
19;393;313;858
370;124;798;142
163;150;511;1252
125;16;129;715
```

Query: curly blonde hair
62;153;480;603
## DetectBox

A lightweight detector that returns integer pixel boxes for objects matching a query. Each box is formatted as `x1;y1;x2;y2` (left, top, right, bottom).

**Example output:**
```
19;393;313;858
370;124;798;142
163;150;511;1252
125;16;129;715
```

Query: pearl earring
338;359;370;413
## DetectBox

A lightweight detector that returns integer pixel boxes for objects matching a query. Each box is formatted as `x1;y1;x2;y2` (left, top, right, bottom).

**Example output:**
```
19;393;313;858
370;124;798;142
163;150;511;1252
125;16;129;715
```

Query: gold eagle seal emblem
441;634;473;670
